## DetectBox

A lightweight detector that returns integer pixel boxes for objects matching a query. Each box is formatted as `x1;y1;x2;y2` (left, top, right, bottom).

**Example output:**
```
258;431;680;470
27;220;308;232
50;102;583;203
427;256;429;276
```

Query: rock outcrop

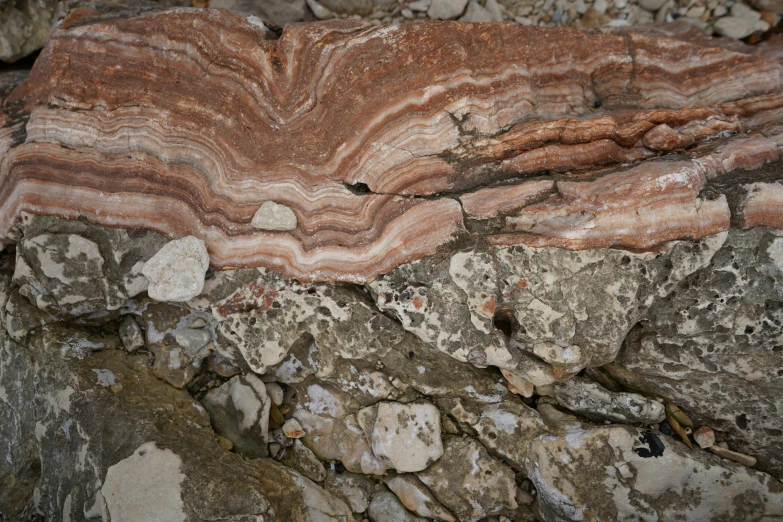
1;8;783;522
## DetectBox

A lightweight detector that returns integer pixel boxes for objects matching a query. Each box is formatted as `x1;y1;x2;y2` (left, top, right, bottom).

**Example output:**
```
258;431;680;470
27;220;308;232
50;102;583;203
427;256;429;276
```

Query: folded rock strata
2;9;783;522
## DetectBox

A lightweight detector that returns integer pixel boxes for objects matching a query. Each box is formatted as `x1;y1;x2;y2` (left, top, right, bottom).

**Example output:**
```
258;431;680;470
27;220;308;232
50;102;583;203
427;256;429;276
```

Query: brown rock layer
2;10;783;280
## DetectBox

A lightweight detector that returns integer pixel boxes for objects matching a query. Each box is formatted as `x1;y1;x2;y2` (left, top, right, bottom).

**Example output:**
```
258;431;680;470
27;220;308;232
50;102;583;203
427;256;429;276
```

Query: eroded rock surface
1;9;783;522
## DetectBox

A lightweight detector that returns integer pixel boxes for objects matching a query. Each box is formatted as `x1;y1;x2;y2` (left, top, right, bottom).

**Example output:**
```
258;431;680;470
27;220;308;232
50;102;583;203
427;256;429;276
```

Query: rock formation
1;7;783;522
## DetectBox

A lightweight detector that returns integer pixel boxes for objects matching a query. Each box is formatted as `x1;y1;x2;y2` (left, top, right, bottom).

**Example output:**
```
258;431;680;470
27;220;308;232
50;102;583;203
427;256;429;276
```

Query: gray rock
318;0;372;15
324;469;376;513
12;213;168;316
417;437;518;521
428;0;469;19
142;236;209;302
554;377;665;424
209;0;307;25
605;228;783;477
279;440;327;482
202;373;271;459
119;315;145;352
368;491;428;522
358;401;443;473
526;425;783;522
750;0;783;14
0;0;56;63
251;201;298;231
459;0;502;22
370;234;723;384
0;325;351;521
638;0;666;11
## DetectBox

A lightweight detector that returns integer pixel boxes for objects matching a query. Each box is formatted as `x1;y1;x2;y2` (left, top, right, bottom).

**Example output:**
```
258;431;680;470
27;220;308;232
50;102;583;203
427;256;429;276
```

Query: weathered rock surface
526;425;783;521
2;9;783;522
554;377;666;424
0;0;56;63
606;227;783;477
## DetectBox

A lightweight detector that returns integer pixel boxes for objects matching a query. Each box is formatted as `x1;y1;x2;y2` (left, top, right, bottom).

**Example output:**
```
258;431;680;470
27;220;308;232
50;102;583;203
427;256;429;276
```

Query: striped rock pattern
2;9;783;282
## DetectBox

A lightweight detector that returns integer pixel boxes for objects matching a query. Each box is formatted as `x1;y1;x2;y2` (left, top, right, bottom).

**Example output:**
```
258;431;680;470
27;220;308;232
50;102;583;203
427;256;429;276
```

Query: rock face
526;425;783;521
2;9;783;522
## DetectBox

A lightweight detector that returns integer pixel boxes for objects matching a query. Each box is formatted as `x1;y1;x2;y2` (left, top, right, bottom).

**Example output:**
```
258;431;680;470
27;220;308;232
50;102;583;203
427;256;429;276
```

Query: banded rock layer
3;11;783;281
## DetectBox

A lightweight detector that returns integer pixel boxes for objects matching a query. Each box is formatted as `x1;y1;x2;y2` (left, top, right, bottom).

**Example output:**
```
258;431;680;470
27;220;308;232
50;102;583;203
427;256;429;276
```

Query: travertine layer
2;10;783;281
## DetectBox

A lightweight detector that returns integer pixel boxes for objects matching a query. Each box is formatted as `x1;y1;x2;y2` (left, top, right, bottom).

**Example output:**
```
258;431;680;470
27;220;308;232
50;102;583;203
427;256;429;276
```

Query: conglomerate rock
1;7;783;522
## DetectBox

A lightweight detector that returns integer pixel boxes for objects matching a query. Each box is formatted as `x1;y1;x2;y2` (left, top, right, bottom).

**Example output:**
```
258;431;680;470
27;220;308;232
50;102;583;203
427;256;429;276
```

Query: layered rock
2;9;783;522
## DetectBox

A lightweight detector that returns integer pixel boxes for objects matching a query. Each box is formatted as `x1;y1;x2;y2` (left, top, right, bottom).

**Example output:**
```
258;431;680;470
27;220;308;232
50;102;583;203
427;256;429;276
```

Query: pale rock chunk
324;469;376;513
251;201;298;231
142;236;209;302
526;425;783;521
427;0;469;19
202;374;271;458
368;491;428;522
358;401;443;473
265;382;285;406
283;418;306;439
384;474;457;522
101;442;186;522
554;377;665;424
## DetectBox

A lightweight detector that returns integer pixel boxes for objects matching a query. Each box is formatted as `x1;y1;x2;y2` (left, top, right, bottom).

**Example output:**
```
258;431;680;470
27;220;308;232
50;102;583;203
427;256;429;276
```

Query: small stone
501;369;534;398
368;492;428;522
407;0;431;11
265;382;285;406
269;442;282;458
306;0;336;19
554;378;666;424
687;5;706;17
427;0;469;19
401;8;415;18
189;318;207;329
694;426;716;449
282;418;306;439
708;445;758;467
714;16;758;38
216;435;233;451
142;236;209;302
119;315;145;353
639;0;666;10
713;4;727;15
174;329;212;355
385;474;457;522
251;201;298;231
593;0;609;14
516;488;534;506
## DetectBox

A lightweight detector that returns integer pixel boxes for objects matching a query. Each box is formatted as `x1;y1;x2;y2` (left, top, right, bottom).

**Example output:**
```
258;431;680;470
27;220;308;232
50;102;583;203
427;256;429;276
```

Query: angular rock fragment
554;377;665;424
526;425;783;521
358;401;443;473
324;469;376;513
202;373;271;459
384;474;457;522
279;440;327;482
417;437;518;521
368;491;428;522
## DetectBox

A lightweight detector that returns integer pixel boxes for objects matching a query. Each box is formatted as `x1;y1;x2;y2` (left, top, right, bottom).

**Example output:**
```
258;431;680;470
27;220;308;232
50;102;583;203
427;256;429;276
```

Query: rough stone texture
606;227;783;477
251;201;298;231
0;324;353;521
324;469;376;513
368;491;428;522
0;0;56;62
202;373;271;459
384;474;457;522
554;377;666;424
12;213;168;317
279;440;327;482
142;236;209;302
526;424;783;522
417;437;518;521
359;401;443;472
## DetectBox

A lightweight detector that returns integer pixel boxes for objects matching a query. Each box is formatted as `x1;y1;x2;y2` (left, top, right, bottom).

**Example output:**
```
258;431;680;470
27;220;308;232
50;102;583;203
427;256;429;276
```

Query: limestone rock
0;0;56;63
324;469;376;513
526;425;783;521
251;201;298;231
605;228;783;476
554;377;666;424
209;0;307;25
358;401;443;473
279;440;327;482
384;474;457;522
202;373;271;459
417;437;518;521
368;491;428;522
142;236;209;302
118;315;145;353
428;0;469;18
